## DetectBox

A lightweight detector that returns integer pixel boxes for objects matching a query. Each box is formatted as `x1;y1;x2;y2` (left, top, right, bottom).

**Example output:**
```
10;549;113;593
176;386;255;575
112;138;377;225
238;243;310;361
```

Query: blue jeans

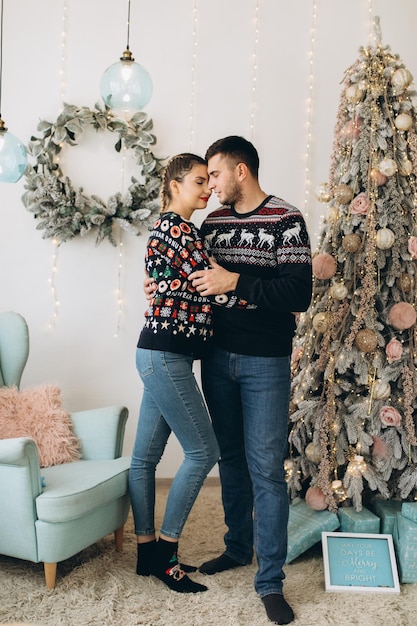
201;347;290;597
129;348;219;539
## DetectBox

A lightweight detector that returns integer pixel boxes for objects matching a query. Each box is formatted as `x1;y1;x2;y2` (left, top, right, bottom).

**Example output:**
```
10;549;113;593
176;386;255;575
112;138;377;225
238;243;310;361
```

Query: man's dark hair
205;135;260;179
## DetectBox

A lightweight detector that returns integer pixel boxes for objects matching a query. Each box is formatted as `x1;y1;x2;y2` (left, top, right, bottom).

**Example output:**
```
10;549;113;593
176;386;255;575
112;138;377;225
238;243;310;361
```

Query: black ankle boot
136;539;157;576
151;539;208;593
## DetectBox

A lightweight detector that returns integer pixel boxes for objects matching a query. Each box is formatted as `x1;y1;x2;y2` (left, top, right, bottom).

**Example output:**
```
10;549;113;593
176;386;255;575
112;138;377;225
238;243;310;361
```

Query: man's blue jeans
201;346;291;597
129;348;219;539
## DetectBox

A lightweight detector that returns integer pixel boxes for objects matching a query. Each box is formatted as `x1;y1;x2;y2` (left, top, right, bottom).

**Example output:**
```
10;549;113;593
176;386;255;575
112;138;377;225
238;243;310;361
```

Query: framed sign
322;532;400;594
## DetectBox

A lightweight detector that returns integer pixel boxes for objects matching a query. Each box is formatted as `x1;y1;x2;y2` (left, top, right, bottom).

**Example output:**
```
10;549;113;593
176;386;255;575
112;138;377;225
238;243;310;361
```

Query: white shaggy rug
0;480;416;626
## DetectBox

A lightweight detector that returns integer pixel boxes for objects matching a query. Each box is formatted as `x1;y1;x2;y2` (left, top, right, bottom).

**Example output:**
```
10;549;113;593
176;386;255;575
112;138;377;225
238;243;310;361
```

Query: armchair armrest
0;438;42;561
70;405;129;460
0;437;42;497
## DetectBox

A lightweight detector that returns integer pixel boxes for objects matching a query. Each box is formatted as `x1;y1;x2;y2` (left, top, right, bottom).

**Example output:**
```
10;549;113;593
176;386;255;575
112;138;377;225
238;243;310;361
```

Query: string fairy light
48;0;68;329
114;147;128;339
249;0;260;140
367;0;375;46
48;240;60;329
303;0;317;237
188;0;199;150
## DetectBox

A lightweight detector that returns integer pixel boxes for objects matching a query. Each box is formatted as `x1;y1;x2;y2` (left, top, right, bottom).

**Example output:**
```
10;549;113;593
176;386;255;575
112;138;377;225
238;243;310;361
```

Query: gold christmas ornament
391;67;413;93
284;458;295;482
396;273;414;293
342;233;362;253
305;442;322;464
345;83;364;103
354;328;378;353
376;228;395;249
373;379;391;400
347;454;367;477
333;184;354;205
331;479;348;503
378;157;397;177
330;282;348;300
315;182;332;203
312;312;330;333
369;168;388;186
327;206;339;223
394;113;413;131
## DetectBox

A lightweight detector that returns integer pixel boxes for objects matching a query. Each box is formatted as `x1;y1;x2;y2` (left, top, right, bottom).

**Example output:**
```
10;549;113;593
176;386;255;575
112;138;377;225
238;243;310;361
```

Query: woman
129;154;223;594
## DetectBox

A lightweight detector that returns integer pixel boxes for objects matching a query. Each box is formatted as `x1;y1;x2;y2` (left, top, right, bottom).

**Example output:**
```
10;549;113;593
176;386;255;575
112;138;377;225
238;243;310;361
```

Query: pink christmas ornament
370;168;388;186
372;436;389;459
388;302;416;330
312;253;337;279
305;486;328;511
339;118;361;142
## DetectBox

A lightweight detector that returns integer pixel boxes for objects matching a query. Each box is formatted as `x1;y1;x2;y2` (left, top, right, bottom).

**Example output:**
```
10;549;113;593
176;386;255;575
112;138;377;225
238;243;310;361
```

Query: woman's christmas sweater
138;211;252;359
200;195;312;357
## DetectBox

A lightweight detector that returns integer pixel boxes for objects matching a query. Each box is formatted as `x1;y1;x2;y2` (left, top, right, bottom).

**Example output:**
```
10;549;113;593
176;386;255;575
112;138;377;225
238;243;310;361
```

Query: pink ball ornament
339;118;361;142
369;168;388;186
312;253;337;280
305;486;328;511
372;436;389;459
388;302;416;330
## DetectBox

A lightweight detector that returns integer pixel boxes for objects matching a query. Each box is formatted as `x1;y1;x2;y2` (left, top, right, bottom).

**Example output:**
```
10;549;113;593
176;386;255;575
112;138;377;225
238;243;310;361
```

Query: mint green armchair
0;311;131;588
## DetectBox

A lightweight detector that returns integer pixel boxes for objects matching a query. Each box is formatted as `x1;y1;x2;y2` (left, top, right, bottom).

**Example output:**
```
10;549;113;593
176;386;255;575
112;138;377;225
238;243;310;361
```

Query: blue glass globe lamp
100;48;153;113
0;117;27;183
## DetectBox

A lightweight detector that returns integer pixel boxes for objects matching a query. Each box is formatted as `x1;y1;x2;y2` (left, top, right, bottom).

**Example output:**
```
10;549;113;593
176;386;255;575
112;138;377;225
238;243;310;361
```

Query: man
188;136;312;625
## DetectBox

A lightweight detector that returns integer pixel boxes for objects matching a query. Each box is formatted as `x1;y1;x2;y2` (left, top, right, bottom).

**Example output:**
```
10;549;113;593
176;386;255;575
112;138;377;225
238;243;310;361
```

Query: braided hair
160;153;207;211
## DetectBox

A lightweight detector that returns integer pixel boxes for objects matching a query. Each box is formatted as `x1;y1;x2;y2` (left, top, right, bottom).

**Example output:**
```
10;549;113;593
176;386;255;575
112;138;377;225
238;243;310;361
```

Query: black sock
262;594;294;625
152;539;208;593
136;539;197;575
199;552;244;575
136;540;156;576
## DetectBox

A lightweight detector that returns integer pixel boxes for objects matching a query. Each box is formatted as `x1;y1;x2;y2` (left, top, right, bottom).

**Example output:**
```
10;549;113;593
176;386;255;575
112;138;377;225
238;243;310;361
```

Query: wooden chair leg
114;525;124;551
44;562;57;589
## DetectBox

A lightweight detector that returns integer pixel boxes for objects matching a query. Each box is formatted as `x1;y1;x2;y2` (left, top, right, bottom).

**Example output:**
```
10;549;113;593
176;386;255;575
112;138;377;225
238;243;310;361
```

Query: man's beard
222;178;243;206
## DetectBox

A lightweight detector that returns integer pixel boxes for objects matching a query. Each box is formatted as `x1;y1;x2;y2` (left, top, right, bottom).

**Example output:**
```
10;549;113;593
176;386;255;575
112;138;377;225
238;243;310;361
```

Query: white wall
1;0;416;476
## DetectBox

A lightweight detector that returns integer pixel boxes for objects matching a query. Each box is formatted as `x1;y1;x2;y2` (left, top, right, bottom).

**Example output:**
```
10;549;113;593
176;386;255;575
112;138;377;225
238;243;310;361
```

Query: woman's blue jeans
129;348;219;539
201;347;291;597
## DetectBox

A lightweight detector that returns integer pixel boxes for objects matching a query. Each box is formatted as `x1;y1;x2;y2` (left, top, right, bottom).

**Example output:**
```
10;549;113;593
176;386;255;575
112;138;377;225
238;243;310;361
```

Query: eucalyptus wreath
22;102;166;245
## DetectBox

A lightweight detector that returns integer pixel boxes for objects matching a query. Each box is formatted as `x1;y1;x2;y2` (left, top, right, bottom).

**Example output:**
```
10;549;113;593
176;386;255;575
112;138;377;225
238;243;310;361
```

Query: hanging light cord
126;0;131;51
0;0;3;119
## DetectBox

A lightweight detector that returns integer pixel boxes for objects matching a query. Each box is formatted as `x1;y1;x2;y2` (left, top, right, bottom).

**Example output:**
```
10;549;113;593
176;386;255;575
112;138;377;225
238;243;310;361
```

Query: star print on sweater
137;211;253;359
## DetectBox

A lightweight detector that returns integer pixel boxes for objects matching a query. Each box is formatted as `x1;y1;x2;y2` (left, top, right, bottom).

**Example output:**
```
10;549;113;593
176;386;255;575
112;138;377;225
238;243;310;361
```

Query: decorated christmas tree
287;20;417;513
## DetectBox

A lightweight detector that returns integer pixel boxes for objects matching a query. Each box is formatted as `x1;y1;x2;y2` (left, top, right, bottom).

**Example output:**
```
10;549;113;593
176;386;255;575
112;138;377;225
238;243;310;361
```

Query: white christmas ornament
394;113;413;131
345;84;364;103
376;228;395;249
305;442;322;464
391;67;413;92
378;158;397;177
312;312;329;333
330;283;348;300
373;379;391;400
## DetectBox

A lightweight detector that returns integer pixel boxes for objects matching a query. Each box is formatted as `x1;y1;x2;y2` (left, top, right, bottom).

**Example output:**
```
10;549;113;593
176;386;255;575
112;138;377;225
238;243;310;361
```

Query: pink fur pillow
0;384;80;467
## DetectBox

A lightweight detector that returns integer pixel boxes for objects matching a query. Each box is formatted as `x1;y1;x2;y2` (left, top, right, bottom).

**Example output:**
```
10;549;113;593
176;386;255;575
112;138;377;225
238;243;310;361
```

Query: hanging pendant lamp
100;0;153;113
0;0;27;183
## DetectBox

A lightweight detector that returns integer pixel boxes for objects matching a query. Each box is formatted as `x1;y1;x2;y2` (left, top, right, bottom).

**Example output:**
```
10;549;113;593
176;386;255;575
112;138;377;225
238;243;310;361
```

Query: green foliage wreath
22;102;165;245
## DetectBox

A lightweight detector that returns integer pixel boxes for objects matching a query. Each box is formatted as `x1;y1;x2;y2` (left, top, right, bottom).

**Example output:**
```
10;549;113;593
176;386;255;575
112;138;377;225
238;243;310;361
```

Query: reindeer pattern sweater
200;195;312;357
